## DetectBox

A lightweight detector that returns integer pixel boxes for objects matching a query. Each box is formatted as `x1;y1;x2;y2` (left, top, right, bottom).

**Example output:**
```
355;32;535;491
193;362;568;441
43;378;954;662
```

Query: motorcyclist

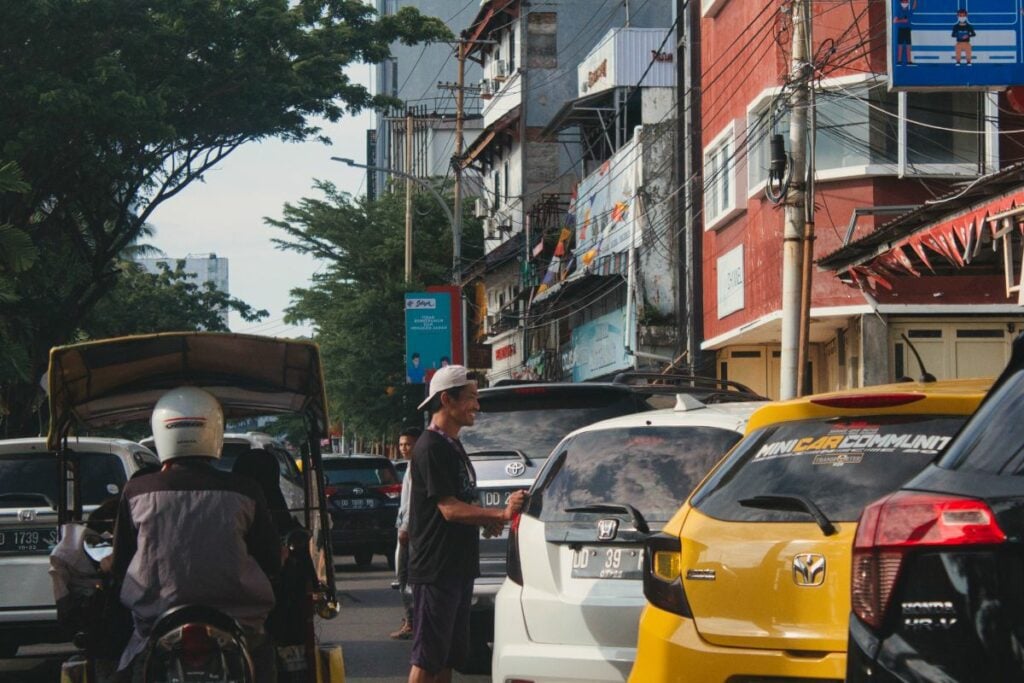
110;386;280;681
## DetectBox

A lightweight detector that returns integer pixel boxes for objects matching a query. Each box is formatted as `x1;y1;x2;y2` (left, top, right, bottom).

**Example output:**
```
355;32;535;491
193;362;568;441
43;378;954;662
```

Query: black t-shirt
407;429;480;584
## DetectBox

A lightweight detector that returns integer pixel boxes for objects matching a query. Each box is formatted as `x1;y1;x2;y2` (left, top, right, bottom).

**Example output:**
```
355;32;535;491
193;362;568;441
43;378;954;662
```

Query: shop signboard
569;308;633;382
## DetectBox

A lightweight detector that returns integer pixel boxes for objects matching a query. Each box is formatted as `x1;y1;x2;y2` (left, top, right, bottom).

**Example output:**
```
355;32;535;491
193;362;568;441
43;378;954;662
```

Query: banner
405;292;453;384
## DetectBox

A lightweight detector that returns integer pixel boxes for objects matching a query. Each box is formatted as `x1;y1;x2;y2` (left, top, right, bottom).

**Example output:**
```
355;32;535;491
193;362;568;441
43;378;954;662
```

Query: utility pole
404;110;414;283
780;0;811;400
453;41;465;285
681;0;703;374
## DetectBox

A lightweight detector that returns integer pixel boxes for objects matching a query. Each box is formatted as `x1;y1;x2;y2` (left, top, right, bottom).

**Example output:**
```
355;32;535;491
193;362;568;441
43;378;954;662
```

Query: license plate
570;545;644;580
0;527;58;554
338;498;377;509
479;488;517;509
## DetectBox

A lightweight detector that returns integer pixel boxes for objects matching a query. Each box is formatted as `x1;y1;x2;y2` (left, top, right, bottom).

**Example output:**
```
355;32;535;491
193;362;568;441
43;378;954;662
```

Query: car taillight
642;533;692;618
377;484;403;499
506;513;523;585
180;623;215;669
852;491;1006;629
324;485;338;497
810;393;925;409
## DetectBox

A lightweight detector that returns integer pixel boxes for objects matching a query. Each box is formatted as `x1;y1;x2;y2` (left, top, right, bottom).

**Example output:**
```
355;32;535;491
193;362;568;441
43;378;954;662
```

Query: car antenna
901;333;936;383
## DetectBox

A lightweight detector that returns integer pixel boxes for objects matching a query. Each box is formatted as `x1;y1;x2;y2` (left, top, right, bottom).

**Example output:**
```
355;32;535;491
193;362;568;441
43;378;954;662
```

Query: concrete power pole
780;0;811;400
681;0;703;373
404;110;414;283
453;41;466;285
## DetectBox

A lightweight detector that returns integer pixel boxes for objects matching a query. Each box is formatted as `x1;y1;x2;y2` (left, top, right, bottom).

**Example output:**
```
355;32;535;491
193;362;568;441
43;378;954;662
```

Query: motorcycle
48;332;346;683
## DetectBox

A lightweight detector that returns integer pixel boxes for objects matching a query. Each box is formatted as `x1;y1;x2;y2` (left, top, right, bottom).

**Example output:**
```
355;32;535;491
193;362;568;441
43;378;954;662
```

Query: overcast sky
146;65;376;338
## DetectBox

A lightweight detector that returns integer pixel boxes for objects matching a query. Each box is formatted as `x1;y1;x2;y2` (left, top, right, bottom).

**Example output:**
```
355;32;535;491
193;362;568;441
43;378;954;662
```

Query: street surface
0;556;489;683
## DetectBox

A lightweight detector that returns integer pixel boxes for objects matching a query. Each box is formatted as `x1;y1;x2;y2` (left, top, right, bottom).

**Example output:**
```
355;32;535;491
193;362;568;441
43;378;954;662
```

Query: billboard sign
568;308;633;382
405;292;453;384
889;0;1024;89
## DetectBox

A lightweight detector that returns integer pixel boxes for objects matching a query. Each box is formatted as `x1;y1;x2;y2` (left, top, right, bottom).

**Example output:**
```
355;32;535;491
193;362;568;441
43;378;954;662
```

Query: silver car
0;436;159;658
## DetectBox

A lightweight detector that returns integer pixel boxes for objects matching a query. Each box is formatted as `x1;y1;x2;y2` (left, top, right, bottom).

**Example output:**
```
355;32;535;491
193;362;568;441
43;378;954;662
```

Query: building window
746;78;989;193
704;123;743;229
493;170;501;210
503;160;510;207
509;27;516;73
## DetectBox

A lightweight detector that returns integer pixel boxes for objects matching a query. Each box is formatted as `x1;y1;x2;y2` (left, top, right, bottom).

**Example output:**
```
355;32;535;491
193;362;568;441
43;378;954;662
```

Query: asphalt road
0;555;490;683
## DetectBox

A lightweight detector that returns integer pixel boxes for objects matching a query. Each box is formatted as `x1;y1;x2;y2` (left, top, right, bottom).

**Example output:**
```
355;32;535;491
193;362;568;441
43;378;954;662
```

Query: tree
269;180;482;438
80;260;269;339
0;1;450;435
0;161;36;410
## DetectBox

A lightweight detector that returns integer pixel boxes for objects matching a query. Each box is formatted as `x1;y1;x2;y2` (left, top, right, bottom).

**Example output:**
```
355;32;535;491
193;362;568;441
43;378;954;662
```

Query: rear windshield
0;452;127;508
528;426;743;524
216;442;299;480
323;459;398;486
460;390;647;461
692;415;967;523
938;370;1024;473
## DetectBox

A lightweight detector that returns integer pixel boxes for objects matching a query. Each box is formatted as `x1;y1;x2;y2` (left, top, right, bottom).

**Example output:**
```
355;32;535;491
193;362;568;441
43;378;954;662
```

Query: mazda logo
505;462;526;477
792;553;826;587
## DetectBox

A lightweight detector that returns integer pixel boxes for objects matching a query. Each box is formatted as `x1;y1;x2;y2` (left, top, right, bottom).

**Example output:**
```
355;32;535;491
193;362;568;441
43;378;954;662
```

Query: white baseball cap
418;364;472;411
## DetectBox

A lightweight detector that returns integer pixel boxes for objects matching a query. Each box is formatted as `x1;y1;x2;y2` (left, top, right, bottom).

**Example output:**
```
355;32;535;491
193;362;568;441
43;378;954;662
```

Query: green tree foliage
81;260;269;339
0;161;36;401
269;180;481;438
0;1;450;435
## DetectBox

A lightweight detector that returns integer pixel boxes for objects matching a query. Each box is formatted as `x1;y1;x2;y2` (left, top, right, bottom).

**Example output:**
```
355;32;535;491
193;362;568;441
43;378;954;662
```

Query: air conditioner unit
494;59;508;80
479;78;493;99
474;197;489;218
483;217;498;239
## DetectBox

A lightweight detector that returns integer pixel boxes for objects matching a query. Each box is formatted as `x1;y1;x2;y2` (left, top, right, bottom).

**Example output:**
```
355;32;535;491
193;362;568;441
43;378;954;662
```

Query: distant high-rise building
137;252;230;327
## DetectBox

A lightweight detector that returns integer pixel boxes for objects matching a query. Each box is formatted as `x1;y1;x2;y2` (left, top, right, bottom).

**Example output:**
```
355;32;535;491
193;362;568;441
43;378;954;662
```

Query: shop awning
818;163;1024;292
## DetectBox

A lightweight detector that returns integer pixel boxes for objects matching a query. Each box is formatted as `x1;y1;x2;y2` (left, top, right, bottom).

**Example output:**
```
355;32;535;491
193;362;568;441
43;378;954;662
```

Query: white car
492;395;766;683
0;436;159;658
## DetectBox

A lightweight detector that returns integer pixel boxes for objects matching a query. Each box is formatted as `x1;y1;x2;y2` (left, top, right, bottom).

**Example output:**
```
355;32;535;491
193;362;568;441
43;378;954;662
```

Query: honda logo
792;553;826;587
18;509;35;522
505;462;526;477
597;519;619;541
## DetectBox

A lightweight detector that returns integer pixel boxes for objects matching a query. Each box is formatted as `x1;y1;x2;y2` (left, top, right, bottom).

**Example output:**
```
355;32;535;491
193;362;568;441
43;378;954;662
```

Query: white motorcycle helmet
150;387;224;462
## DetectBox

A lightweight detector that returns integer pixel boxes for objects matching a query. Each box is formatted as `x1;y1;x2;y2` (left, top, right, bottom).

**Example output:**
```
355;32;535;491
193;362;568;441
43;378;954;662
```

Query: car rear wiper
468;449;533;467
739;494;837;536
564;503;650;534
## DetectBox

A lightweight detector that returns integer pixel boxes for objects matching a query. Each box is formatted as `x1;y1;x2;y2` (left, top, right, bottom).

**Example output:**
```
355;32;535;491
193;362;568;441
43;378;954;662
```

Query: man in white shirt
390;426;421;639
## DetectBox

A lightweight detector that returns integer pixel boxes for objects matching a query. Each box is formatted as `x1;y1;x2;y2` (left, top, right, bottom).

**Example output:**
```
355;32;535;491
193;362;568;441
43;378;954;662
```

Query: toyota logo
352;487;364;495
792;553;826;587
505;462;526;477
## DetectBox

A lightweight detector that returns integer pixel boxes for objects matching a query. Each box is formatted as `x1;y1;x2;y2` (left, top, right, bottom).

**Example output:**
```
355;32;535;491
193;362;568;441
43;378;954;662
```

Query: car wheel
354;551;374;569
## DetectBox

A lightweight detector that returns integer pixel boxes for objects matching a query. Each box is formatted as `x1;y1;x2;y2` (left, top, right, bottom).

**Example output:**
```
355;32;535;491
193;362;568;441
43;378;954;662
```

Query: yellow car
629;378;992;682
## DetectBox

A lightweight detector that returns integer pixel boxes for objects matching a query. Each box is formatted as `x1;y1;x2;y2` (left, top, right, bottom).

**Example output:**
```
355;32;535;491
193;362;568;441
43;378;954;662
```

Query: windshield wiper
564;502;650;534
739;494;837;536
468;449;533;467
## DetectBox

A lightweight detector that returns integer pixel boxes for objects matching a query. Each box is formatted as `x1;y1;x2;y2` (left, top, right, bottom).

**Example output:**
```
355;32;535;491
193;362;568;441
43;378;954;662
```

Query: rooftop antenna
900;333;937;383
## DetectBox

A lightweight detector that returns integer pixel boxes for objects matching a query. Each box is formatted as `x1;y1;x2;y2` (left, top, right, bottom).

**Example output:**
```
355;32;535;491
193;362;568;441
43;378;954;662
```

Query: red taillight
377;484;403;499
180;623;215;669
512;386;548;395
507;513;523;585
810;393;925;409
852;492;1005;629
324;485;338;497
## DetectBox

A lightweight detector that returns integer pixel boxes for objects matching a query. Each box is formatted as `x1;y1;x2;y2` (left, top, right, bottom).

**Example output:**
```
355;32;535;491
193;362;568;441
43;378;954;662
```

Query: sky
146;66;377;339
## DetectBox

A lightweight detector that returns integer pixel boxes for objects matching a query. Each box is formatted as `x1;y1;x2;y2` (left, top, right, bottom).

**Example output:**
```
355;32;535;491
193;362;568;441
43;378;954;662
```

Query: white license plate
0;527;58;554
570;545;644;580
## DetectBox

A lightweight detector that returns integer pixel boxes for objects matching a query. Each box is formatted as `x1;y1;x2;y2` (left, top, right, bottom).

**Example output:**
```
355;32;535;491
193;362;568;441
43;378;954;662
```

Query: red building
698;0;1024;398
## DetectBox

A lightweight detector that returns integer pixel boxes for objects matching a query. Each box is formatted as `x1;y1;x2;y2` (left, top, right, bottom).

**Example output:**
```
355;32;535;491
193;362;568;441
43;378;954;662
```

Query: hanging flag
532;239;545;258
611;201;629;222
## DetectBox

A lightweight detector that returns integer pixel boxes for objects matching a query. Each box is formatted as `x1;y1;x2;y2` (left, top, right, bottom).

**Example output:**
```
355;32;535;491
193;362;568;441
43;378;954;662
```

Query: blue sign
890;0;1024;88
405;292;453;384
569;308;632;382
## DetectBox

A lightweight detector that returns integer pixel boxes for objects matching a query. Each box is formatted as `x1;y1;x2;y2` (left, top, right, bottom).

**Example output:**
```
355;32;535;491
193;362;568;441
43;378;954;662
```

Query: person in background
232;448;299;536
406;366;525;683
390;426;422;640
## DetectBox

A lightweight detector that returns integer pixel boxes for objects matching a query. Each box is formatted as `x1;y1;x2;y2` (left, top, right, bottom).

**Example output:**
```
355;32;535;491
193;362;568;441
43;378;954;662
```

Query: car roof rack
610;371;767;402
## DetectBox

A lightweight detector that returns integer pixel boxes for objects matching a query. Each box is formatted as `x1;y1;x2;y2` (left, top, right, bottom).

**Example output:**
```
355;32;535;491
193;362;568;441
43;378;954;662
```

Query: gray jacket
112;460;279;669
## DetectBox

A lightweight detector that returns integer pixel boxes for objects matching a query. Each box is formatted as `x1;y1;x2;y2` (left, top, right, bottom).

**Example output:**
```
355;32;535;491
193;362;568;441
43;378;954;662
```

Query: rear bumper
493;581;635;683
629;604;845;682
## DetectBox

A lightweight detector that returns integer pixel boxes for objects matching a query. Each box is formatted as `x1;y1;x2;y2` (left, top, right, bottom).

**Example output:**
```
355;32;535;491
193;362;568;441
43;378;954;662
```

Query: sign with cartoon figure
404;292;453;384
889;0;1024;88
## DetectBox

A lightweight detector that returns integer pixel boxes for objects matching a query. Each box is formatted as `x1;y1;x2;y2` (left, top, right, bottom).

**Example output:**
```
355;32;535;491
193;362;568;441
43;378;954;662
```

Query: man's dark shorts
410;572;473;674
897;27;912;45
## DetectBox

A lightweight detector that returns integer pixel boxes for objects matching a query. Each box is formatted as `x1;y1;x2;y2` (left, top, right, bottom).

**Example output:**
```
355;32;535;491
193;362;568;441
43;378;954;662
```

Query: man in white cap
406;366;525;683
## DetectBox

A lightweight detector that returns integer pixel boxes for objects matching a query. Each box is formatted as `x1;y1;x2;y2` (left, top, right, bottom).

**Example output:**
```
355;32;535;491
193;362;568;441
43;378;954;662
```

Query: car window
0;451;128;507
692;414;967;523
323;460;398;486
528;426;742;525
268;445;301;482
460;390;647;461
937;370;1024;473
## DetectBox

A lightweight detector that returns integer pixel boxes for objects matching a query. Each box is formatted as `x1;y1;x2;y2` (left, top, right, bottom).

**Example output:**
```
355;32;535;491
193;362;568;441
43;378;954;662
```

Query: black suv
456;373;763;672
847;334;1024;682
323;455;402;570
